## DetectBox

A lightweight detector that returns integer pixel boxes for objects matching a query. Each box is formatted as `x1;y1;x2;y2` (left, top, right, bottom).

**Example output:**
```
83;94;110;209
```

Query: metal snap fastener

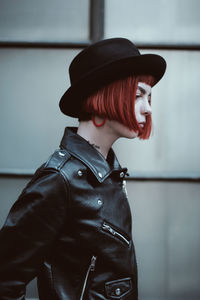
98;172;103;178
97;199;102;206
77;170;83;177
58;151;65;157
120;172;124;178
115;288;121;296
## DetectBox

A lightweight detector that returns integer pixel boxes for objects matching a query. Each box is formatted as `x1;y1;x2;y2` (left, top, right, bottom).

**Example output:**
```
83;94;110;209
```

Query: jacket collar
60;127;127;183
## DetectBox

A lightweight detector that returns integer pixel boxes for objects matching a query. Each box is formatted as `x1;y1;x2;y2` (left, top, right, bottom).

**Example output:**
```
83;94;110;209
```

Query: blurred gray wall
0;0;200;299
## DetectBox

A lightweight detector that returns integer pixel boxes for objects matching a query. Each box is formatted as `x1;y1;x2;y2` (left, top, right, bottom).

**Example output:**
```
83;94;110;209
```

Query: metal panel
0;48;79;172
89;0;104;42
113;49;200;176
127;180;200;300
105;0;200;46
128;181;168;299
168;184;200;298
0;0;90;42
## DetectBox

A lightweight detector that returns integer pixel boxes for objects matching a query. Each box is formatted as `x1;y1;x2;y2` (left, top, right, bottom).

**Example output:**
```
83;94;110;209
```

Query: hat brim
59;53;166;117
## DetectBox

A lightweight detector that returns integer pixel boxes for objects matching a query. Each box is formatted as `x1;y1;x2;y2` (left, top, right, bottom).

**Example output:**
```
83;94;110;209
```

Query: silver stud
115;288;121;296
78;170;83;177
97;199;103;206
98;172;103;178
58;151;65;157
120;172;124;178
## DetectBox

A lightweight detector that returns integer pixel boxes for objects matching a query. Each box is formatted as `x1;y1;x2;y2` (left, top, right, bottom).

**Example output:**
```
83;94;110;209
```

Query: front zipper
80;255;97;300
102;222;130;246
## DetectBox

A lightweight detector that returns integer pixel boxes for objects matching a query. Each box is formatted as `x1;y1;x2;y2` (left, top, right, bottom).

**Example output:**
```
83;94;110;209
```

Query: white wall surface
105;0;200;45
0;48;199;176
0;48;79;172
0;0;89;42
128;180;200;300
114;49;200;175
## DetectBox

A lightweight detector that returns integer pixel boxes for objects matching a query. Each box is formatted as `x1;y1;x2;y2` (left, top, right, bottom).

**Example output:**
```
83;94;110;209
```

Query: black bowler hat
59;38;166;117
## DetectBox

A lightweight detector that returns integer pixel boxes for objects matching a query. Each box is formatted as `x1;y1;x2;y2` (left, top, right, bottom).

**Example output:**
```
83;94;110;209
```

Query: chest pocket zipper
102;222;130;247
80;255;97;300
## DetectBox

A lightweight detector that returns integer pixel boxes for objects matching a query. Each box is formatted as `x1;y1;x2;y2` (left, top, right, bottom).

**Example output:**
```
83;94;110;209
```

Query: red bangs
83;75;154;140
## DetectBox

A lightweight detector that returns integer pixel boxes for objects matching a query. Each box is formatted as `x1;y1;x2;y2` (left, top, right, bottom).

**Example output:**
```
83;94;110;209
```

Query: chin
121;128;139;139
108;120;139;139
125;131;139;139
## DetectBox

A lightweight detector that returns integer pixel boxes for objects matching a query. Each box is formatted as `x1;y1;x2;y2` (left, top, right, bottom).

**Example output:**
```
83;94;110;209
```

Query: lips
139;122;145;128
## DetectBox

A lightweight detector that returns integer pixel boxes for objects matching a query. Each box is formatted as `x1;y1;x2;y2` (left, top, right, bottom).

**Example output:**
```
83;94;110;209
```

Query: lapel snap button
115;288;121;296
78;170;83;177
98;172;103;178
120;172;124;178
97;199;103;205
58;151;65;157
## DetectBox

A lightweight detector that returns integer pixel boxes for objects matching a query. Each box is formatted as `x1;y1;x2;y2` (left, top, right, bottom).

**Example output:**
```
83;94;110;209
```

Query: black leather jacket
0;127;138;300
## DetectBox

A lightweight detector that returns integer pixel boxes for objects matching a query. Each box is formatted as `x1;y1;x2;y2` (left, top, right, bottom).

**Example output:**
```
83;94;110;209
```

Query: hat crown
69;38;141;84
59;37;166;117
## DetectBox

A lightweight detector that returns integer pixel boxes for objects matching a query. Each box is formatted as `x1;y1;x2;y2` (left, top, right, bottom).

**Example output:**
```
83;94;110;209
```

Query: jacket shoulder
18;149;71;199
44;149;71;171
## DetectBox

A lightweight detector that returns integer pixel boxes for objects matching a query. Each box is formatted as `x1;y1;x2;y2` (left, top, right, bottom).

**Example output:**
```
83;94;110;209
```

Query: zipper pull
103;223;116;236
102;222;130;246
90;255;97;271
102;223;110;231
109;227;116;236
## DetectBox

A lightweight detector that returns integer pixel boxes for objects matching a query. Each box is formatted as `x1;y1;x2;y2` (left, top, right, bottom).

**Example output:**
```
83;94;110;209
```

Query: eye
136;93;141;98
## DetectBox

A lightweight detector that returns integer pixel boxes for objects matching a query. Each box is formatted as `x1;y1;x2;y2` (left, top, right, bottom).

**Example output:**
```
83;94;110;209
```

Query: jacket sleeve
0;167;69;300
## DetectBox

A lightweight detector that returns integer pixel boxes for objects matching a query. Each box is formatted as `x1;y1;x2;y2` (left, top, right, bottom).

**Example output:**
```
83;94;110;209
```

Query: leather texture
0;127;138;300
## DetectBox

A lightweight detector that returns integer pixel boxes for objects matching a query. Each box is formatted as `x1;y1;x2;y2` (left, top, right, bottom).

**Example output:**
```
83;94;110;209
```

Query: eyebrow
137;86;151;97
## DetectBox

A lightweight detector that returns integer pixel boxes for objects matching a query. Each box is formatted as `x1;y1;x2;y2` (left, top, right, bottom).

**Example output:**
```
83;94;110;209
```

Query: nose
142;100;152;116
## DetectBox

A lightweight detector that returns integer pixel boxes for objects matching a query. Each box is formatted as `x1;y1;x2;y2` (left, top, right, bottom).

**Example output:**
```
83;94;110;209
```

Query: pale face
135;81;152;126
106;81;152;139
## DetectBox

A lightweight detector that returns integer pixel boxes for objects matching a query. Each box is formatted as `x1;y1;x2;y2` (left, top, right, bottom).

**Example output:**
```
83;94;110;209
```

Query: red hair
83;75;155;140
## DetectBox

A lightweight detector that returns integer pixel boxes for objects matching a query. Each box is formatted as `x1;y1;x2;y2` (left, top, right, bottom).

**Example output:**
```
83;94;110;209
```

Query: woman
0;38;166;300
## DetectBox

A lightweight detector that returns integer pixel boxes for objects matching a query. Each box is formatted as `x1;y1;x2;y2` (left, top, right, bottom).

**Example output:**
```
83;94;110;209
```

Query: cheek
134;103;141;120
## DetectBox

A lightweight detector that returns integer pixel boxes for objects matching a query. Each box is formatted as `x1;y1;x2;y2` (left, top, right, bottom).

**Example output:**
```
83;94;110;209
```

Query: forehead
137;81;152;94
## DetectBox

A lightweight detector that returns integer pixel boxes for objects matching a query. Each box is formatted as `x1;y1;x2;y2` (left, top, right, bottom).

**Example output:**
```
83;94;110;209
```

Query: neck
77;120;119;159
